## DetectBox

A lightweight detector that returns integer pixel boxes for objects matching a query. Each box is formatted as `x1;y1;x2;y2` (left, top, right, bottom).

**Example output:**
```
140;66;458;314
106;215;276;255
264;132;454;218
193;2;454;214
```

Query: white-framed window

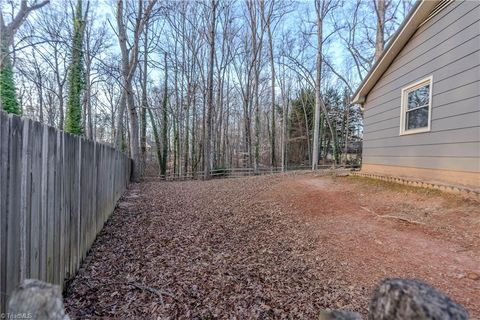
400;76;433;135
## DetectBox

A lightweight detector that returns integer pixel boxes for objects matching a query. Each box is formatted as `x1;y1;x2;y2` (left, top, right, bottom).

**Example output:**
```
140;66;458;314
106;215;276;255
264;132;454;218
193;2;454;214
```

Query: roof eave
351;0;438;105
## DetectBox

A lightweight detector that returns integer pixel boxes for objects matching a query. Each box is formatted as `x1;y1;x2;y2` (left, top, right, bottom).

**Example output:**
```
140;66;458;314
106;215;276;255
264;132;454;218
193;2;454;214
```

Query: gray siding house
352;0;480;189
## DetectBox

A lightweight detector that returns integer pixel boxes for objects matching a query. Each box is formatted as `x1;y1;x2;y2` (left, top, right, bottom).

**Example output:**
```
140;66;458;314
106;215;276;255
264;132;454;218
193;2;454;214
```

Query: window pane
406;106;429;130
407;84;430;110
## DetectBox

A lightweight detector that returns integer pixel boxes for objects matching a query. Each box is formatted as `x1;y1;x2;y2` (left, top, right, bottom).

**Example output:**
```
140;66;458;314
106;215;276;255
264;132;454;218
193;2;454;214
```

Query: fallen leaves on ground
64;173;479;319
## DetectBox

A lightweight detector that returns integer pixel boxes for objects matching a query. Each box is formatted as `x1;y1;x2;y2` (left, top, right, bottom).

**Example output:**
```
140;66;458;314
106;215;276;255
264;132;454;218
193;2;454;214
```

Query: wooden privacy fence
0;111;131;312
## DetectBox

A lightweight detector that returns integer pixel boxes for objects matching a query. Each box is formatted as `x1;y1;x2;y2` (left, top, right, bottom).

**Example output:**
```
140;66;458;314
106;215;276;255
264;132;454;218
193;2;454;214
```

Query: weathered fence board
30;120;42;281
0;111;131;313
46;126;57;284
6;116;23;308
0;114;9;313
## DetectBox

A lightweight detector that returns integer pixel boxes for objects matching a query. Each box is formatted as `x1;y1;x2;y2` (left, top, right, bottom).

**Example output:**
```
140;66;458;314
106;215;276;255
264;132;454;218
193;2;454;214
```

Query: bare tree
115;0;158;181
312;0;340;169
312;0;324;170
83;6;110;139
0;0;50;67
261;0;277;168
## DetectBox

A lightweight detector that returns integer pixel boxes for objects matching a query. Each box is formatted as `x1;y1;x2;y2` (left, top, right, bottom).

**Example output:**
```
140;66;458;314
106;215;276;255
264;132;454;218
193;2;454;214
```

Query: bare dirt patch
64;173;480;319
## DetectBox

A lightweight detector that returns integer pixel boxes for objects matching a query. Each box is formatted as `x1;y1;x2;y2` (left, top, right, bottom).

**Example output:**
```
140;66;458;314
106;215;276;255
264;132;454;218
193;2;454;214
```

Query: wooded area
0;0;414;181
0;110;130;313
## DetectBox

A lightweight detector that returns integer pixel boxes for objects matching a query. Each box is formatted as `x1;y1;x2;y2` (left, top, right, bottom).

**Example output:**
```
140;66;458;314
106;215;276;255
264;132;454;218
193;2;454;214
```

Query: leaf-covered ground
64;173;480;319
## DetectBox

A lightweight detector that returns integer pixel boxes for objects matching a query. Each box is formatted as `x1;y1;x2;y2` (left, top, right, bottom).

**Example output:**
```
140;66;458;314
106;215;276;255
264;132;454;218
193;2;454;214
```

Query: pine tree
0;39;21;115
65;0;86;135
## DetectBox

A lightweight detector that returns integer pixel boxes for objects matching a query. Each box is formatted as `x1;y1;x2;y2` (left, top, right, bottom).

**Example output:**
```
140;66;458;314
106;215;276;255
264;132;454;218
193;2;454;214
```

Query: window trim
399;76;433;136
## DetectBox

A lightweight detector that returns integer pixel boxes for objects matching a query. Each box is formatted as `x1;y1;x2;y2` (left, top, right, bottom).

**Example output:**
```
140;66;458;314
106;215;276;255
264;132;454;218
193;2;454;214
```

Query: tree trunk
266;7;276;168
160;53;169;176
126;81;141;180
191;85;197;175
53;46;65;130
83;58;93;139
184;84;190;176
343;98;350;165
312;0;323;170
147;107;162;173
140;26;149;175
253;71;260;174
300;92;311;164
204;0;216;180
115;92;127;149
374;0;385;62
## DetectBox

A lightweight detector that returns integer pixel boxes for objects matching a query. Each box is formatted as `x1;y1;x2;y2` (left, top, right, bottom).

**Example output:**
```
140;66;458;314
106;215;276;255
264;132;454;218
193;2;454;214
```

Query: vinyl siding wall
362;0;480;185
